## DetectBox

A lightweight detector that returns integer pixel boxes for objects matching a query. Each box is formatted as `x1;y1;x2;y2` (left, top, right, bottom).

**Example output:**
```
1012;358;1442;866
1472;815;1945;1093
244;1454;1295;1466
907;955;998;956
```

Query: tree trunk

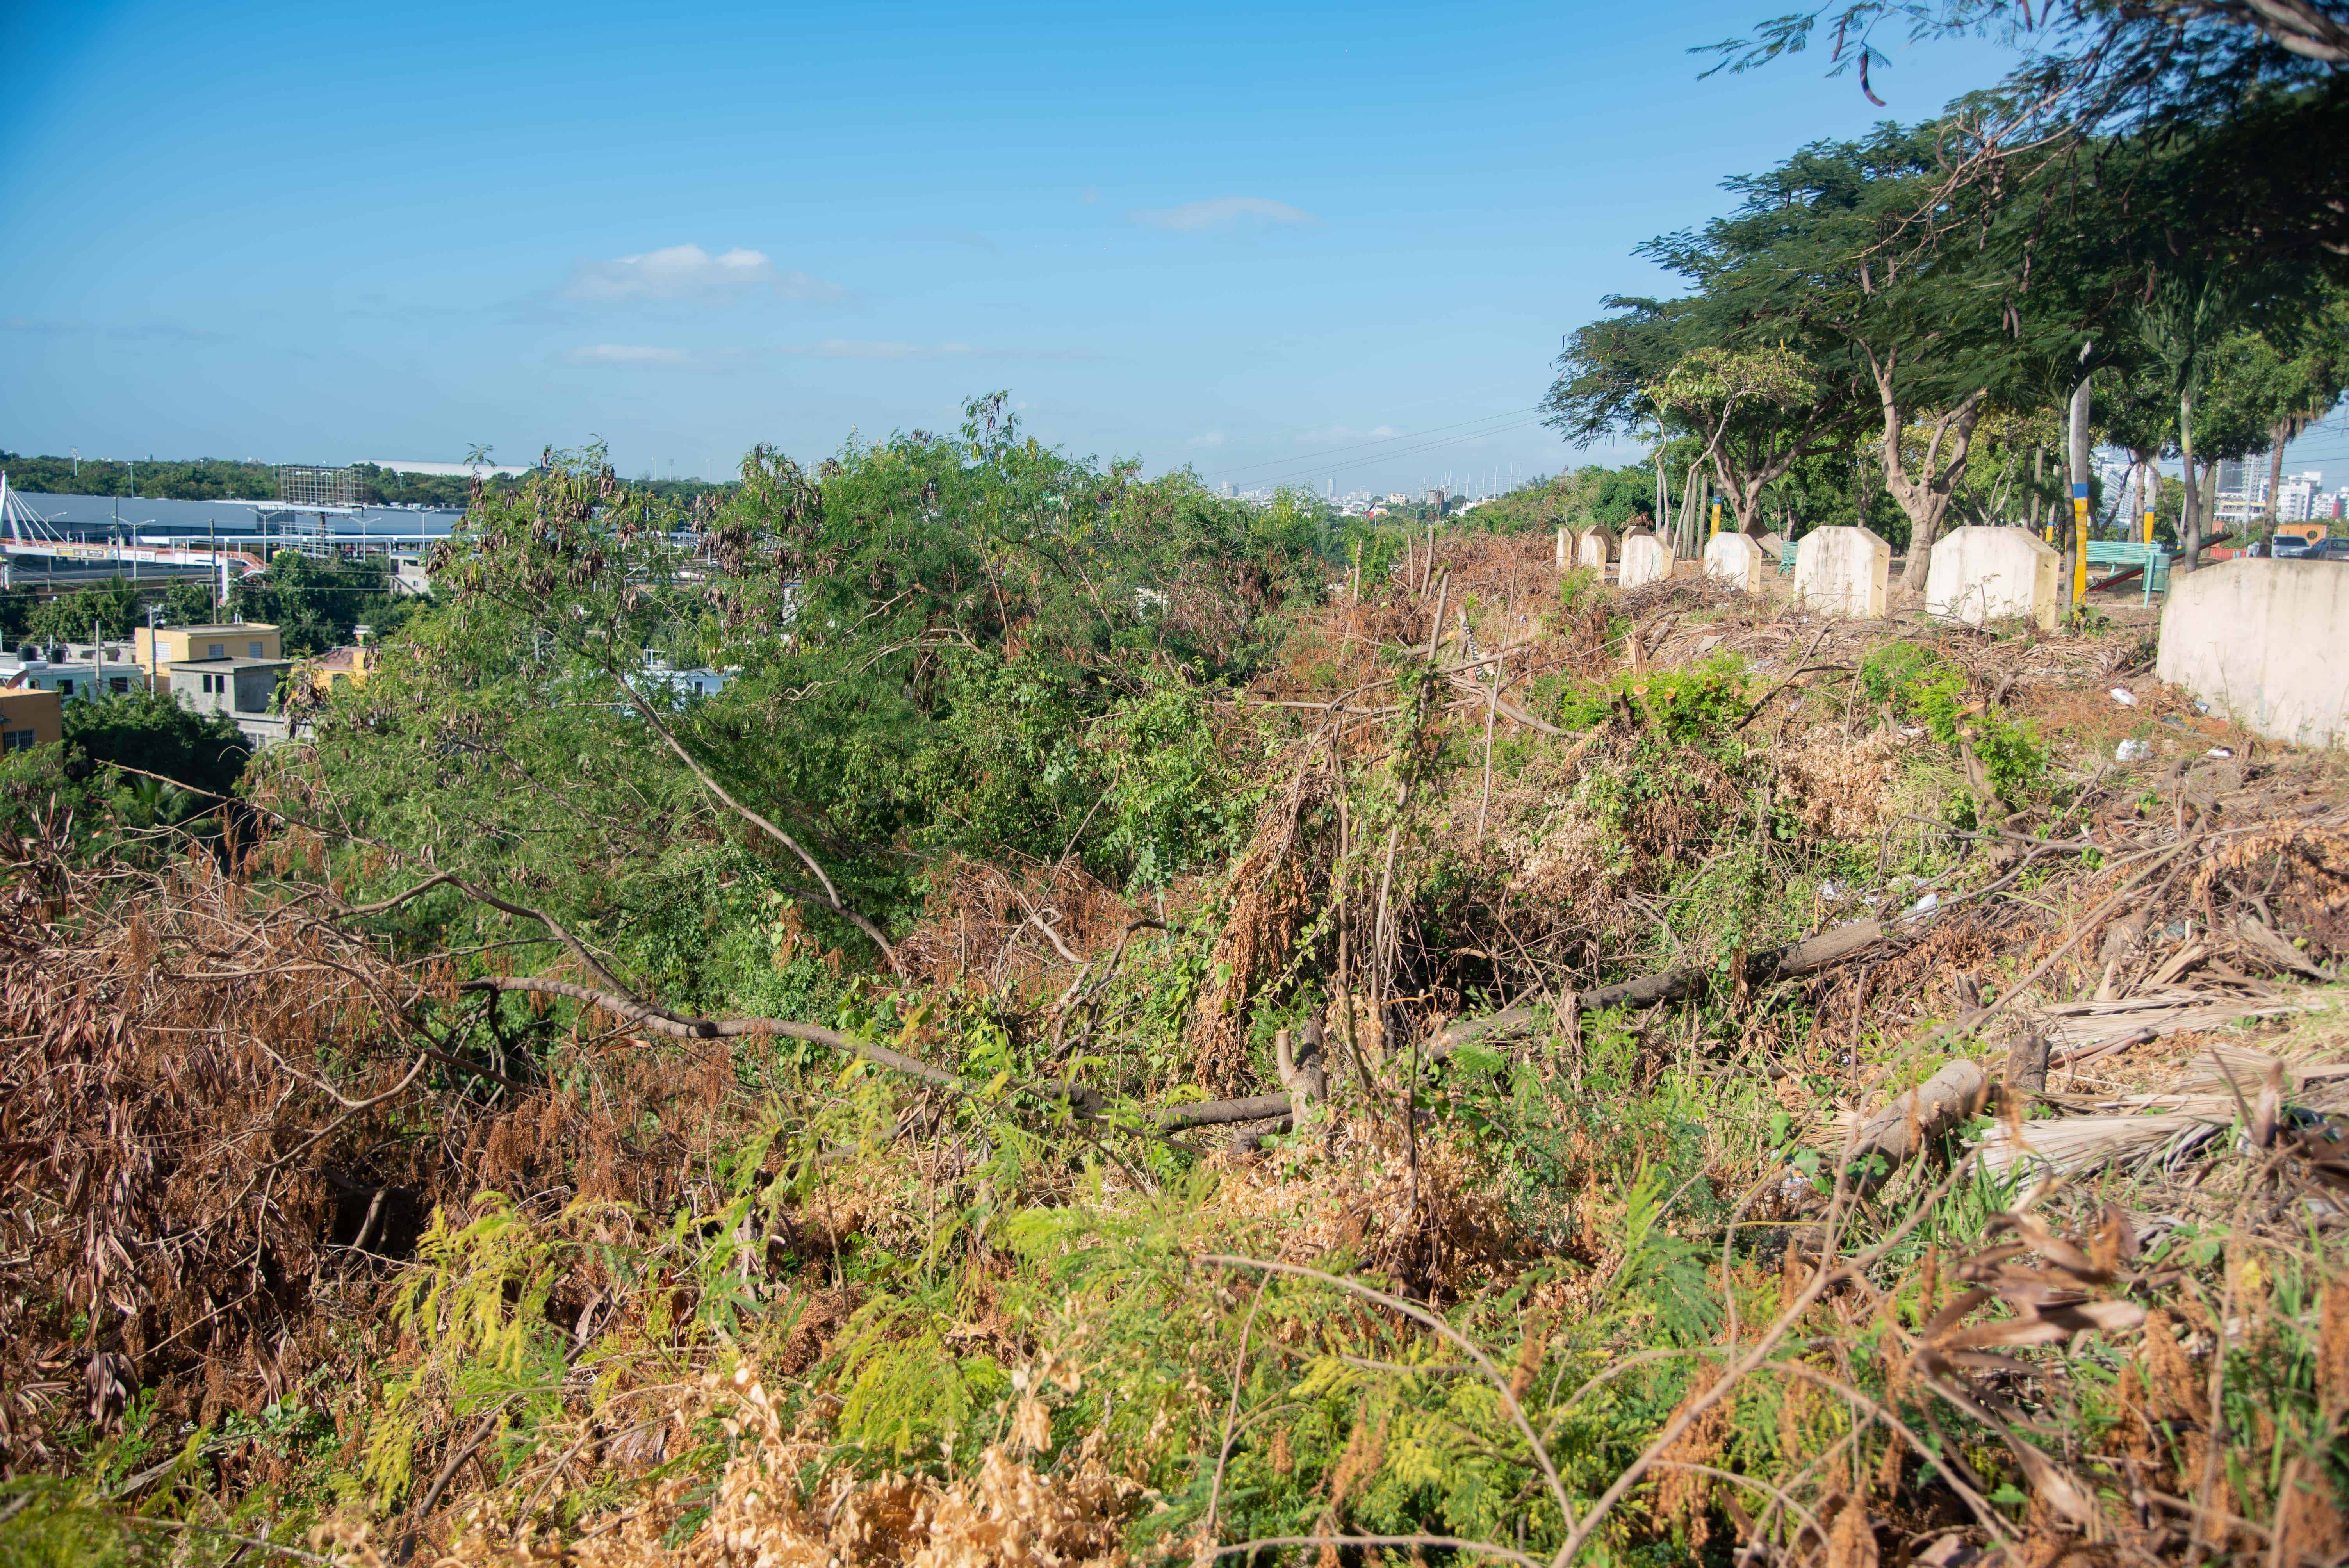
2262;422;2289;553
1877;381;1989;595
2177;387;2202;573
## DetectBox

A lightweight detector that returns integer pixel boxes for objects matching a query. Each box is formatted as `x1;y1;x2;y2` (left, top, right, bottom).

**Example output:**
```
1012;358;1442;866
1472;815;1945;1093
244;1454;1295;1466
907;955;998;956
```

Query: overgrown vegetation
4;408;2347;1568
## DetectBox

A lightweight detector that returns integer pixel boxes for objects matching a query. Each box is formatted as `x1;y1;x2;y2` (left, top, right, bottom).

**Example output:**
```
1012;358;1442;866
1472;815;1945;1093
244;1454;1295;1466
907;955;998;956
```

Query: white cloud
1296;424;1400;446
1186;430;1226;448
1129;196;1319;232
563;343;695;366
784;339;937;360
560;244;842;305
781;339;1093;362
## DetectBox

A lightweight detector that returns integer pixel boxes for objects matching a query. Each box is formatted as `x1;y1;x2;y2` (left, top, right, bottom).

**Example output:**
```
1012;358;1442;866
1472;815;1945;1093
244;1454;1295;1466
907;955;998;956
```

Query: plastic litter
2116;738;2153;761
1909;891;1940;915
2110;687;2139;706
2206;747;2234;759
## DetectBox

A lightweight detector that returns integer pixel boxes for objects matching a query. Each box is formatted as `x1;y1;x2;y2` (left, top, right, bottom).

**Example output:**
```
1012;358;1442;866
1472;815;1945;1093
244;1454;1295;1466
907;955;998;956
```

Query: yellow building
134;623;282;691
307;643;378;695
0;688;64;753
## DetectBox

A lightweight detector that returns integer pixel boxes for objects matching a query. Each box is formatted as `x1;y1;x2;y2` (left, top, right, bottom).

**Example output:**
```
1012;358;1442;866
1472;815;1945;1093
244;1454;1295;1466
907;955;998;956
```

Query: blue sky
0;0;2152;492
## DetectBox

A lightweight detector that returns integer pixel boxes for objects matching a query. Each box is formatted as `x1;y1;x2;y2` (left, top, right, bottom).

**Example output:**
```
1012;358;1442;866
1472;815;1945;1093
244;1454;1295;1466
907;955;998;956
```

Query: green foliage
1859;641;2048;802
1092;673;1262;889
64;690;250;805
24;579;143;645
835;1306;1009;1459
1549;653;1752;747
1611;1165;1723;1345
227;550;413;656
0;1481;135;1567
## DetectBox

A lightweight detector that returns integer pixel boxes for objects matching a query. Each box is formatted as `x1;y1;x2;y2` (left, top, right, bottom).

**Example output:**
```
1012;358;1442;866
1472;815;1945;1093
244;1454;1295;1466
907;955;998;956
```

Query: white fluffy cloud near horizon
1296;423;1399;445
1128;196;1318;232
560;244;843;305
563;343;695;366
781;339;1094;361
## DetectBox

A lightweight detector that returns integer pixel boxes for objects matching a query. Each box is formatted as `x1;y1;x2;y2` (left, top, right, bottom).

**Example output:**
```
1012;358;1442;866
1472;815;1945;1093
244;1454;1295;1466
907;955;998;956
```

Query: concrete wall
1703;531;1766;592
1793;526;1891;619
2157;560;2349;747
1618;531;1670;589
1576;526;1618;569
1927;526;2060;632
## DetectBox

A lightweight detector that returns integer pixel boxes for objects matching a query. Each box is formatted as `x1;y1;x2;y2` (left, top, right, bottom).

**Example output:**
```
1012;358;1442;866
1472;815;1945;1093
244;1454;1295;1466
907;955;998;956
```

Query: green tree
25;577;143;644
63;689;250;804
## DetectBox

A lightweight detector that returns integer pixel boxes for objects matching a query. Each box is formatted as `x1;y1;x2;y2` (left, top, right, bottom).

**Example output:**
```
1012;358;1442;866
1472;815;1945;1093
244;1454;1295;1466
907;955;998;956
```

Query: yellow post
2143;506;2155;546
2071;485;2090;605
1709;497;1722;539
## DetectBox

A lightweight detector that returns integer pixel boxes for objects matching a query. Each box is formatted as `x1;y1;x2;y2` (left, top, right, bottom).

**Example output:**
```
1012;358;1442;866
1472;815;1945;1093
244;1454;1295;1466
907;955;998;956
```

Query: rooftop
170;656;294;672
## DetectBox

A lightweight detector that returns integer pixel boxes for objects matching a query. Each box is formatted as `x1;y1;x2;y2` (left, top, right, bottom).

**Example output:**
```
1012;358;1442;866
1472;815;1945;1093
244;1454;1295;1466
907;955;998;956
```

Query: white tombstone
1703;531;1766;593
2158;560;2349;747
1793;526;1891;619
1927;526;2060;632
1576;526;1618;570
1555;527;1570;571
1618;531;1671;590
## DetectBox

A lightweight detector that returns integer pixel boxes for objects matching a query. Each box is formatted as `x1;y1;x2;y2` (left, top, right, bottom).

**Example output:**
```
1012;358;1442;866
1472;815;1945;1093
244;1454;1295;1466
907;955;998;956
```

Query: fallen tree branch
1431;916;1896;1057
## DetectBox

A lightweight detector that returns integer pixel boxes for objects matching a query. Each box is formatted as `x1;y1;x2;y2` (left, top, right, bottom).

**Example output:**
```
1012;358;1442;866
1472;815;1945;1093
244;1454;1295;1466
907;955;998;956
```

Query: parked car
2246;535;2320;561
2315;537;2349;562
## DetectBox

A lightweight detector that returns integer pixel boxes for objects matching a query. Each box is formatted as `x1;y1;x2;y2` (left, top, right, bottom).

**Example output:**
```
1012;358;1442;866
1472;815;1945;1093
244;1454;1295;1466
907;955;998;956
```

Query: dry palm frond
2042;989;2310;1057
1976;1112;2223;1178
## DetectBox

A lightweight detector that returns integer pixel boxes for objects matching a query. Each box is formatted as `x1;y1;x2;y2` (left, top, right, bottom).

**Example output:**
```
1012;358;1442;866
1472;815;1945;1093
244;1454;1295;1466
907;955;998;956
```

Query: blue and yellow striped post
2071;482;2091;604
1709;496;1722;539
2143;504;2156;547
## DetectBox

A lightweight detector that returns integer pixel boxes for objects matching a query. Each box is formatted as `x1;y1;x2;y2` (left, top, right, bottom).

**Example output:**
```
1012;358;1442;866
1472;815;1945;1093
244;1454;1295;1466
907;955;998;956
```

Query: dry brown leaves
452;1361;1142;1568
0;837;752;1475
1186;765;1334;1094
1212;1122;1518;1304
895;854;1141;999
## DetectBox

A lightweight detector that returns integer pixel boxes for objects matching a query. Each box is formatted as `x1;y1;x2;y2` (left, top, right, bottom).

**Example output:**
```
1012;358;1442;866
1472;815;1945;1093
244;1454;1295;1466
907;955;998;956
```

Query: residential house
134;622;282;693
169;657;295;748
306;643;378;696
0;641;144;701
0;688;62;752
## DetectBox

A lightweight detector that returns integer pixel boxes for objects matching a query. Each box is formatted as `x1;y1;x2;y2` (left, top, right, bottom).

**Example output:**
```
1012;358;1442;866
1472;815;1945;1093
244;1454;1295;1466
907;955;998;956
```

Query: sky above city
4;0;2341;494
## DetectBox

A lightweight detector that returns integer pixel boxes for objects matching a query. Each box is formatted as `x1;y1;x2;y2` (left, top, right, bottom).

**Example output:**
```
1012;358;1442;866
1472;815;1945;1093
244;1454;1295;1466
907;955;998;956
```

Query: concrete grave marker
1576;526;1618;571
1703;531;1766;592
1927;526;2060;632
2157;559;2349;747
1793;526;1891;619
1555;527;1570;571
1618;531;1671;590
